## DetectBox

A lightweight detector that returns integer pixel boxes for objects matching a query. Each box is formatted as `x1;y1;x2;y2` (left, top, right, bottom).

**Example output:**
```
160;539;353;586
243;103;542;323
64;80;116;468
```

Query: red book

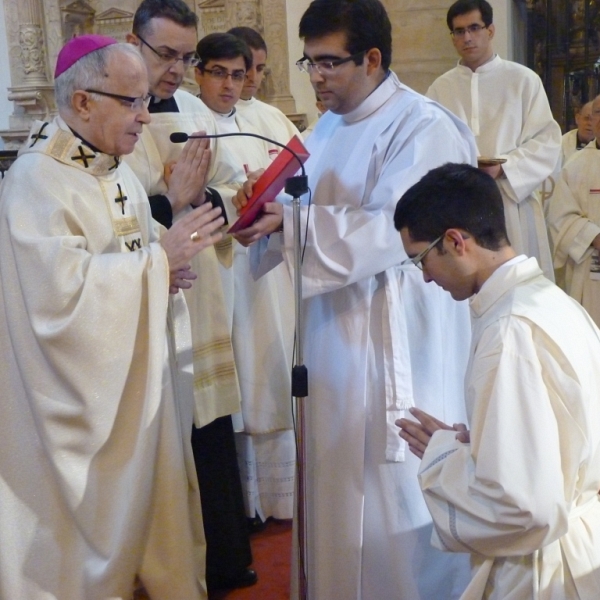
228;135;310;233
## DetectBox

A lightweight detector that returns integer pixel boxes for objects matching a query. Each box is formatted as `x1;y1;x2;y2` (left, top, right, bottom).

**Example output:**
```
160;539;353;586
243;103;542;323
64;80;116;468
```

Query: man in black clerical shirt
124;0;257;592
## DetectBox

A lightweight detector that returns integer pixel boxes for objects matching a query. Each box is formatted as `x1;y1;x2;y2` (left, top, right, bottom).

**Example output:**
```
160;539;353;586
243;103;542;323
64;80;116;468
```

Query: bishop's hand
160;202;224;290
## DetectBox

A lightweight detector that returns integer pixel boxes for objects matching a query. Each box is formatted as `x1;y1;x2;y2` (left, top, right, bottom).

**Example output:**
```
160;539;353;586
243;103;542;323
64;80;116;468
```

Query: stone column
1;0;55;148
261;0;296;113
225;0;297;113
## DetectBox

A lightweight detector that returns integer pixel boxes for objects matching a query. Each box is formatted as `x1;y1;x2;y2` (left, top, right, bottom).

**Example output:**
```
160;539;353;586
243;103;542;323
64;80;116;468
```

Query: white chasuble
0;118;205;600
418;257;600;599
427;56;561;280
124;89;242;427
209;107;296;520
251;73;477;600
547;144;600;326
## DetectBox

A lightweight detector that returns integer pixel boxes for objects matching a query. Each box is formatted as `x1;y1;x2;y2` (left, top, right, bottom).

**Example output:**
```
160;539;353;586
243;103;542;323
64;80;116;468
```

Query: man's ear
194;67;203;88
487;23;495;41
444;229;469;256
365;48;382;75
71;90;92;121
126;33;139;46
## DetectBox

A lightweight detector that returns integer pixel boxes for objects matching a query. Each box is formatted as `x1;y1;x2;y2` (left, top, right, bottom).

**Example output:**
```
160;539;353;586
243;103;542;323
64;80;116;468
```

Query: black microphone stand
284;174;309;600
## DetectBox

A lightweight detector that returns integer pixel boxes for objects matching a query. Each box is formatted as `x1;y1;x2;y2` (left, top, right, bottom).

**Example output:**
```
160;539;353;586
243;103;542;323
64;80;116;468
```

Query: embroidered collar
21;117;121;175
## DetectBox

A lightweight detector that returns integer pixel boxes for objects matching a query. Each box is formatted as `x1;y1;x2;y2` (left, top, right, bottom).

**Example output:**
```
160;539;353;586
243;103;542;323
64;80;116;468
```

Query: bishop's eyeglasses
296;51;366;76
85;89;152;112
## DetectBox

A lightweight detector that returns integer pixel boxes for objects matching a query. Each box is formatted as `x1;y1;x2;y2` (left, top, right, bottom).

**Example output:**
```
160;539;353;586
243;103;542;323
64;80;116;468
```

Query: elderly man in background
0;35;224;600
561;100;595;166
548;94;600;328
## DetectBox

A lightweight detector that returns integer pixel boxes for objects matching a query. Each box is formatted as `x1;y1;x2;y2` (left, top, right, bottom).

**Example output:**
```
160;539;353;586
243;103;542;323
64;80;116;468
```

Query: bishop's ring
190;231;200;242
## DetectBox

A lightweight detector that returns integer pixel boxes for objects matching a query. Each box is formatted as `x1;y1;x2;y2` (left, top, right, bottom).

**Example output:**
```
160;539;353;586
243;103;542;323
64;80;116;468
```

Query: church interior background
0;1;597;166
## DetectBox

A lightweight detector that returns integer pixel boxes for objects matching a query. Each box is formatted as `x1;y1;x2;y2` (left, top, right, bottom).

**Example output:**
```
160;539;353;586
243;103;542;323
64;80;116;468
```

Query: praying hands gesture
396;407;470;459
165;131;212;214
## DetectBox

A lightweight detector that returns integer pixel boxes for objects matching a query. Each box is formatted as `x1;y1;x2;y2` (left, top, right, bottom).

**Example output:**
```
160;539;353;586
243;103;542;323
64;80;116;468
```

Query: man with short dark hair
194;32;296;526
232;0;478;597
227;26;300;154
0;35;224;599
427;0;561;281
125;0;256;592
396;162;600;600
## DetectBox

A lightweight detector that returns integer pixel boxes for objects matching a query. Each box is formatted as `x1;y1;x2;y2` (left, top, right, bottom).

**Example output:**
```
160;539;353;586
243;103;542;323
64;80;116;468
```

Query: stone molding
1;0;300;148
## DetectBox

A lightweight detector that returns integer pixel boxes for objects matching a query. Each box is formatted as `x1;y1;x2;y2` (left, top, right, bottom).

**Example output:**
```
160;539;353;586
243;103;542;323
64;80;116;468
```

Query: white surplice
124;89;242;428
419;256;600;599
427;56;561;280
208;106;296;520
561;128;580;166
0;118;205;600
547;144;600;326
251;73;477;600
235;96;300;157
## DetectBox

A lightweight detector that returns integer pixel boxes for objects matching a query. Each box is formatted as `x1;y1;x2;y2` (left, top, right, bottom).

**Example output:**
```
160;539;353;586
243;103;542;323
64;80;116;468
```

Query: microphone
169;131;308;184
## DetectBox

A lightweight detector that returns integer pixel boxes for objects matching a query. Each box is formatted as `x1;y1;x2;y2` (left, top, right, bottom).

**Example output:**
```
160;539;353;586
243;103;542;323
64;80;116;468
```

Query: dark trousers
191;416;252;587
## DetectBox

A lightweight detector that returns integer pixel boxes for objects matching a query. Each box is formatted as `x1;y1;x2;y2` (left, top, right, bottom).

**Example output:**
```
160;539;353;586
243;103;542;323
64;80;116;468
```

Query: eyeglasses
137;34;199;67
85;89;151;111
450;23;488;38
296;51;366;75
401;235;444;270
200;67;247;83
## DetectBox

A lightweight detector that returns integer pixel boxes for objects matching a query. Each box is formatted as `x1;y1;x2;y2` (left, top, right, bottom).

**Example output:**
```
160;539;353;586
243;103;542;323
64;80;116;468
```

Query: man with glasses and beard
427;0;561;281
232;0;478;598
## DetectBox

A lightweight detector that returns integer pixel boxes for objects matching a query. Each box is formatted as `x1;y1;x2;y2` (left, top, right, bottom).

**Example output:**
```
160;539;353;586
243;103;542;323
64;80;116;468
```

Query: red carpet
209;519;292;600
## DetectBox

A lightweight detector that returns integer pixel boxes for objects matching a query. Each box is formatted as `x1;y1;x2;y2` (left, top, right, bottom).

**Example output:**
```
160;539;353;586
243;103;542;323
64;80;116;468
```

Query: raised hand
160;202;224;283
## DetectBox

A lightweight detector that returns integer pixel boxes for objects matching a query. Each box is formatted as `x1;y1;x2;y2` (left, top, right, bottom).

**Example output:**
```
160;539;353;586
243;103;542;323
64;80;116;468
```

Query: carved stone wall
0;0;299;147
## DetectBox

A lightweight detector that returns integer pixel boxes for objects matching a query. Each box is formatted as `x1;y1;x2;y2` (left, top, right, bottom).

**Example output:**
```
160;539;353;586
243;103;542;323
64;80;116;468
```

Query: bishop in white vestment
0;115;207;599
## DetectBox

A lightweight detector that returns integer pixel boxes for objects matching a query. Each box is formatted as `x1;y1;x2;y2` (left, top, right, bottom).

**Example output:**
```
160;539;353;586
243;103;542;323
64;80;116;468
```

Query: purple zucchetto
54;34;118;78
